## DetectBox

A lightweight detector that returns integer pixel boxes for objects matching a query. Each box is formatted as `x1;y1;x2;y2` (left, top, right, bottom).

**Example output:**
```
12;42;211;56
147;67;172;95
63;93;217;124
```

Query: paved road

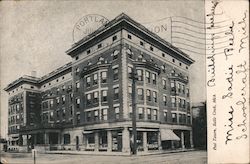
1;150;207;164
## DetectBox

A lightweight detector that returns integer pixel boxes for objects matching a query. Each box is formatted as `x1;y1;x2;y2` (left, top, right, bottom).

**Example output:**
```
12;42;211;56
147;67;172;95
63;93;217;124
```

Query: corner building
5;13;194;154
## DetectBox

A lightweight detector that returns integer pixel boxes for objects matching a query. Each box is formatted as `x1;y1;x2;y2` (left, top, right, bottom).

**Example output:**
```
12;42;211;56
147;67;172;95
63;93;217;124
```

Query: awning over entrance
160;129;180;141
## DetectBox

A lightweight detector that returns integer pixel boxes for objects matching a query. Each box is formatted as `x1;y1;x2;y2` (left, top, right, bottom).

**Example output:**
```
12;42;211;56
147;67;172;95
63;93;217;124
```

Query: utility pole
130;67;138;155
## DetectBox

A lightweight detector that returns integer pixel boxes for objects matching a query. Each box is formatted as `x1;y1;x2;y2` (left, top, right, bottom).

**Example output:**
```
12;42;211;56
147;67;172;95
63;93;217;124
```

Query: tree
192;101;207;150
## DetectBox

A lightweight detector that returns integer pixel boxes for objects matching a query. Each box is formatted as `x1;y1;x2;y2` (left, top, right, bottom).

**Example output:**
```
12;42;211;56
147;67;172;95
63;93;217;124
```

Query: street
1;150;207;164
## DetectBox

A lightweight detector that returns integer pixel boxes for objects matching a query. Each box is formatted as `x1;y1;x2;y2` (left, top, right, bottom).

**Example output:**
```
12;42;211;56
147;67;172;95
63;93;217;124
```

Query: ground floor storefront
7;123;193;154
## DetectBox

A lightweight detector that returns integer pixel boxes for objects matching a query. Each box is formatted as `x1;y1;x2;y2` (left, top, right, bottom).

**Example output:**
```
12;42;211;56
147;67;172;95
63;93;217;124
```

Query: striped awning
160;129;180;141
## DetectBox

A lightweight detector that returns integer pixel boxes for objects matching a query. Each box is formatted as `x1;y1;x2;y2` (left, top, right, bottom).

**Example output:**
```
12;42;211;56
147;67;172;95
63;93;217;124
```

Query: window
112;35;117;41
164;112;167;122
177;83;181;93
114;87;119;100
129;105;133;118
64;134;71;144
70;93;73;101
56;97;60;104
93;73;98;85
76;67;80;74
150;46;154;51
98;43;102;49
171;97;176;107
163;96;167;106
128;86;132;98
182;99;186;108
187;116;191;124
152;91;157;102
172;113;177;123
186;66;189;69
172;59;175;63
86;94;91;105
93;91;99;104
140;41;144;46
101;90;107;102
145;71;150;83
62;95;66;104
171;70;175;76
182;85;185;93
147;108;152;120
137;69;143;81
113;50;119;60
178;98;181;107
113;68;119;80
146;90;151;101
127;49;133;59
115;107;120;119
171;81;175;92
87;49;91;54
152;73;156;84
127;34;132;39
128;67;132;77
186;88;190;97
187;102;190;112
76;82;80;91
75;56;79;60
137;88;144;100
179;62;182;66
57;88;60;94
77;114;80;124
138;107;144;119
62;85;66;91
76;98;80;108
87;111;91;122
86;76;91;87
50;100;54;108
94;110;99;121
101;108;108;120
101;71;107;83
62;108;66;118
162;79;167;89
70;106;73;116
162;53;165;57
56;110;60;118
153;109;157;120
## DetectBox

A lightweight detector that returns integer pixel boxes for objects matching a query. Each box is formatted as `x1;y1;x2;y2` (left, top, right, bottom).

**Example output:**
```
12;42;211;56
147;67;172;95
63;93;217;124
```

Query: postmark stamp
72;14;109;43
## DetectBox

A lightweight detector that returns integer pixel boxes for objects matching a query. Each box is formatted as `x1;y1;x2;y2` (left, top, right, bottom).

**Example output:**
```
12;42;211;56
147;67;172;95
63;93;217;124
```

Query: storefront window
99;131;107;151
86;133;95;149
147;131;158;150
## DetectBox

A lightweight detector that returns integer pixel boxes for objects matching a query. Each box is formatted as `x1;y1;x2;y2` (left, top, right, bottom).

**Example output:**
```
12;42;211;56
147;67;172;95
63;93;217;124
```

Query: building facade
4;13;194;154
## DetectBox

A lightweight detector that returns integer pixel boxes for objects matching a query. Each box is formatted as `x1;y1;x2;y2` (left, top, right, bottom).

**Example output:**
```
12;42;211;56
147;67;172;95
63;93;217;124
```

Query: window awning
160;129;180;141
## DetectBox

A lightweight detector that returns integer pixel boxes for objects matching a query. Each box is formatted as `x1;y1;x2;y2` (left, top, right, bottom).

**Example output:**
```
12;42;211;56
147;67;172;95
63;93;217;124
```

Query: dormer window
127;34;132;39
140;41;144;46
98;43;102;49
87;49;91;55
112;35;117;41
150;46;154;51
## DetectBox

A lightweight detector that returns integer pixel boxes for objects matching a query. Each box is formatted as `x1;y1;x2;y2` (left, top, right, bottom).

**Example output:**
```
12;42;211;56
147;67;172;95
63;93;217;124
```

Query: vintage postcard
0;0;249;164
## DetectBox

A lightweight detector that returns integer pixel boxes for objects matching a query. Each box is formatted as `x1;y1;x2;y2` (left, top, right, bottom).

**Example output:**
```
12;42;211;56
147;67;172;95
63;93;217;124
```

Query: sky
0;0;205;138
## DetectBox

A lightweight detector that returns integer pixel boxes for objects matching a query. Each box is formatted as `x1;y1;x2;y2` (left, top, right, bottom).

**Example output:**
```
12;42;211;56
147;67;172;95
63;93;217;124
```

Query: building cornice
66;13;194;65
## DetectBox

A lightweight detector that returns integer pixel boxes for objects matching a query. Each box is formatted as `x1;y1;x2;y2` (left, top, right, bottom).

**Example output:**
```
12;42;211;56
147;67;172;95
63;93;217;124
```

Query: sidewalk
46;148;195;156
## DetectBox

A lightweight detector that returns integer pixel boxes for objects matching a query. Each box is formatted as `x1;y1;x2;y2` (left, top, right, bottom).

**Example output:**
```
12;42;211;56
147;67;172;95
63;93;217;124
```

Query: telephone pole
130;67;138;155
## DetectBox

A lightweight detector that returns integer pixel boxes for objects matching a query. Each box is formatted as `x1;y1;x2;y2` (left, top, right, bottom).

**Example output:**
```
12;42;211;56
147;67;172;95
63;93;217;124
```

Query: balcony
169;73;189;84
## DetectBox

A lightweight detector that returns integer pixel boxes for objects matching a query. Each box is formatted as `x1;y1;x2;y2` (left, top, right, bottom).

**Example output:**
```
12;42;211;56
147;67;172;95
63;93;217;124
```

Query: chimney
31;71;37;77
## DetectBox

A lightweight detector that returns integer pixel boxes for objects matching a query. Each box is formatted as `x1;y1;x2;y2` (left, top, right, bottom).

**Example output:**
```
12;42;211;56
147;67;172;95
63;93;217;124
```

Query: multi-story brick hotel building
4;13;194;154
